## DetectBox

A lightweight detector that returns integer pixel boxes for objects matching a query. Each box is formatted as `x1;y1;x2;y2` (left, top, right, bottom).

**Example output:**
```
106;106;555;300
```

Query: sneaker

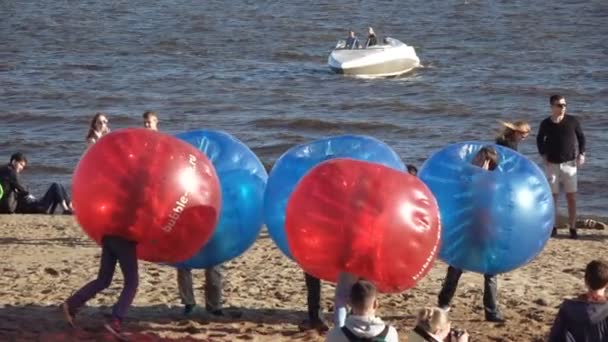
299;318;329;332
61;302;75;328
569;229;578;239
486;315;506;323
104;320;128;341
485;314;506;323
208;308;243;318
183;304;196;316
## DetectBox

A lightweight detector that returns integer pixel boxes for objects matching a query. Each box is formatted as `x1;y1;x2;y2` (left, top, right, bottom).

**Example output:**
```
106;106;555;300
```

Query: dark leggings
304;272;322;322
37;183;70;213
438;265;499;317
66;236;138;321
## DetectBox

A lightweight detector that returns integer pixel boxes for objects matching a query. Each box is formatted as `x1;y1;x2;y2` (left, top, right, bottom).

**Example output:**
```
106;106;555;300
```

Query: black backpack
341;325;390;342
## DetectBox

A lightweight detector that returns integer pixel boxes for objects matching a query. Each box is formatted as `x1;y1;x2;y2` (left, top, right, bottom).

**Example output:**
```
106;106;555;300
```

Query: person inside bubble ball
141;113;239;318
437;146;505;323
62;235;139;340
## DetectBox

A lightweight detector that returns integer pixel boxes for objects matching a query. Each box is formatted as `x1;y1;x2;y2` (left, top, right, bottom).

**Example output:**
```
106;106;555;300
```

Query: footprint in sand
562;268;583;277
44;267;59;276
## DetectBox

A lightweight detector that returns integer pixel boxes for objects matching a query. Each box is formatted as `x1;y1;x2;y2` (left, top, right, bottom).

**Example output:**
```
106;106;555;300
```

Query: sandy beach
0;214;606;341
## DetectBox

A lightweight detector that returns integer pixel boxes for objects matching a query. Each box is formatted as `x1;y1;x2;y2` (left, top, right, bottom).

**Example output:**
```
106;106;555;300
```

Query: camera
450;328;465;338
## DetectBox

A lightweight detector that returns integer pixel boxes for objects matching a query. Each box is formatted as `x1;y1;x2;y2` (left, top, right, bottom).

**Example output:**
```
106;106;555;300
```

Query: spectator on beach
408;307;469;342
407;164;418;176
495;120;530;151
0;152;72;215
62;235;139;340
142;111;159;131
85;112;110;146
548;259;608;341
536;95;586;239
326;280;398;342
437;146;505;323
345;31;360;49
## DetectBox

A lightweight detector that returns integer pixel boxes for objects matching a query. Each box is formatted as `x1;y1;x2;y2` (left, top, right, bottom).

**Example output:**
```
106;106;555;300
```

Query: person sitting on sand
0;152;73;215
495;120;530;151
345;31;360;49
548;259;608;341
85;112;110;147
62;235;139;340
437;146;505;323
365;27;378;48
142;111;159;131
326;280;398;342
408;307;469;342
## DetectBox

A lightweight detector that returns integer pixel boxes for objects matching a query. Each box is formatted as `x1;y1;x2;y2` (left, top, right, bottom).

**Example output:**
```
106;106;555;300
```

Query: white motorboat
328;37;420;77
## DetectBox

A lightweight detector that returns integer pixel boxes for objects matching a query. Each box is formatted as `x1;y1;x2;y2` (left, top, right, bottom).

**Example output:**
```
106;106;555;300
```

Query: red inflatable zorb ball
72;128;221;263
285;158;441;293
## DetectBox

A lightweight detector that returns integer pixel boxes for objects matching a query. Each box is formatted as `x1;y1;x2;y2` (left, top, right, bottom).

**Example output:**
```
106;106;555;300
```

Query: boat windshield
334;37;401;50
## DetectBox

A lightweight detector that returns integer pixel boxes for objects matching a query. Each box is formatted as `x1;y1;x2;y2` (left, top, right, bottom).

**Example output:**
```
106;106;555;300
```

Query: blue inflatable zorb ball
419;142;554;274
264;135;406;259
173;130;267;269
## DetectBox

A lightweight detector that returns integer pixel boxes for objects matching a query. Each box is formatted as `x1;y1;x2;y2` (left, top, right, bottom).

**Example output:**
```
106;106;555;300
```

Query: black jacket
495;136;518;151
548;295;608;342
0;164;28;213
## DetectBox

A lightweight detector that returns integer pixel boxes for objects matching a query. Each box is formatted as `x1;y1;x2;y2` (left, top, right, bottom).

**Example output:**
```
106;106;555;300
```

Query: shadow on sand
0;304;321;341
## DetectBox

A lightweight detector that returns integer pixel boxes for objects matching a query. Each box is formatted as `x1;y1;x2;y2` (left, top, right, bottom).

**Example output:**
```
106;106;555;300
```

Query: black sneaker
569;229;578;239
208;309;243;318
485;314;506;323
299;318;329;332
183;304;196;316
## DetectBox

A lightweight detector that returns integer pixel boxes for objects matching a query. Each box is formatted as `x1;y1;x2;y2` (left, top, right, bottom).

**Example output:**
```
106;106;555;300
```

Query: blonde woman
495;120;530;151
408;307;469;342
85;112;110;146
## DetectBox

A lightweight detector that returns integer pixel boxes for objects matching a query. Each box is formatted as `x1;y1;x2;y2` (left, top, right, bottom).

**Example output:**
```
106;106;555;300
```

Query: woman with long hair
85;112;110;146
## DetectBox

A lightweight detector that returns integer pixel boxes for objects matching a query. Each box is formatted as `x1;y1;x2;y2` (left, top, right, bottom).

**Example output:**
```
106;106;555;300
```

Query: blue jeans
66;235;138;321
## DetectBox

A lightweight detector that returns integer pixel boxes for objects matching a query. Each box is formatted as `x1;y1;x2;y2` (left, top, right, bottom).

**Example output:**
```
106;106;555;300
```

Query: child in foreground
326;280;398;342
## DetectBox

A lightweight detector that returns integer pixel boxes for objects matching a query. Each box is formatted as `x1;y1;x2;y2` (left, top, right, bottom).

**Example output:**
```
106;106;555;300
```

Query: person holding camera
408;307;469;342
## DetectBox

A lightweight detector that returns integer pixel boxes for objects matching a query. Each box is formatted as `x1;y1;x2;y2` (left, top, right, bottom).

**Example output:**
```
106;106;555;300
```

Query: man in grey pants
177;267;225;315
144;116;232;317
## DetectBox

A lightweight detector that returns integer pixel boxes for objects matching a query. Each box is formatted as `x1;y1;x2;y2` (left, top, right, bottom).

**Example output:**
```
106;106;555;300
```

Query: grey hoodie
325;315;398;342
548;295;608;342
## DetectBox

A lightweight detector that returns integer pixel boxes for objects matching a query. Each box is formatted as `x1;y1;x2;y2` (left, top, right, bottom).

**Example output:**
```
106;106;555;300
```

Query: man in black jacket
0;152;29;213
537;95;586;239
549;259;608;341
0;152;72;214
